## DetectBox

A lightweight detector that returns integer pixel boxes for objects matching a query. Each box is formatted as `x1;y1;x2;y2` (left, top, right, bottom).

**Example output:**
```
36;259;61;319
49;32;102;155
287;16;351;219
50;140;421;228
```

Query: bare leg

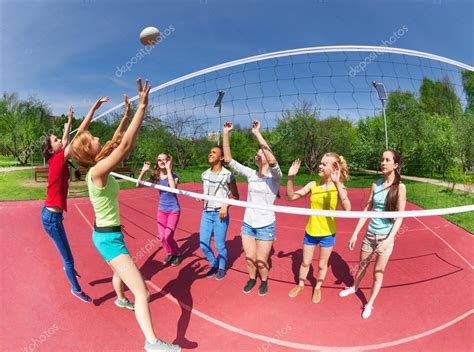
298;244;316;286
242;235;257;279
109;254;156;342
366;254;390;307
255;240;273;281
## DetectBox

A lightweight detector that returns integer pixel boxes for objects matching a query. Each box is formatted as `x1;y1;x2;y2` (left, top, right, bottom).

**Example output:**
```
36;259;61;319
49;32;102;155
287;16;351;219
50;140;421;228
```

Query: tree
0;93;53;165
164;113;206;168
419;77;462;118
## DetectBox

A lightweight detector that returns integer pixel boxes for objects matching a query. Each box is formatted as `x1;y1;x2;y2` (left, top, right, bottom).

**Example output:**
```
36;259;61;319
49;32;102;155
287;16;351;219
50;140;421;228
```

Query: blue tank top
367;179;394;236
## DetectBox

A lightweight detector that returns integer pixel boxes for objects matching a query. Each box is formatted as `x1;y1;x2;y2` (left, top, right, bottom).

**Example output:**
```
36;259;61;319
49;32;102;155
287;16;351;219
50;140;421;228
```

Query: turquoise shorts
92;230;129;262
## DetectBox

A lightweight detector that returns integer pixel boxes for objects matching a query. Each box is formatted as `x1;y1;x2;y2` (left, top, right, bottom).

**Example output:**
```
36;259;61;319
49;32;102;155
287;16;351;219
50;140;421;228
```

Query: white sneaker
339;286;357;297
362;304;373;319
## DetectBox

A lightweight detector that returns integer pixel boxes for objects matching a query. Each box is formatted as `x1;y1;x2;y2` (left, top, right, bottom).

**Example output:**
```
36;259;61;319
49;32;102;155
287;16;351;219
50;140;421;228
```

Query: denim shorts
92;230;129;262
303;233;336;247
241;222;276;241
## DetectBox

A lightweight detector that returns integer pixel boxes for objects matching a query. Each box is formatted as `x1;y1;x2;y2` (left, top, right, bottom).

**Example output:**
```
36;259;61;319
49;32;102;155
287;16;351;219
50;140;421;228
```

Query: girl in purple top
137;154;182;266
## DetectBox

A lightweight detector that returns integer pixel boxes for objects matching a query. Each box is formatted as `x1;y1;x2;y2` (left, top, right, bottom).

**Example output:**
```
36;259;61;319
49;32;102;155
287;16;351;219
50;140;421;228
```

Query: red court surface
1;185;473;351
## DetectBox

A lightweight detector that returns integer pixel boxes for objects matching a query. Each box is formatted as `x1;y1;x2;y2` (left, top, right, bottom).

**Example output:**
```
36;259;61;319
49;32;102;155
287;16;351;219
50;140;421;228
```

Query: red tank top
44;149;70;211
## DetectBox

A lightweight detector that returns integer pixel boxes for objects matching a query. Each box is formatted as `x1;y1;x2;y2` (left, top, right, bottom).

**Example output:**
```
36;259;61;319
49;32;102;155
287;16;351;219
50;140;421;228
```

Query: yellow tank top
305;182;339;237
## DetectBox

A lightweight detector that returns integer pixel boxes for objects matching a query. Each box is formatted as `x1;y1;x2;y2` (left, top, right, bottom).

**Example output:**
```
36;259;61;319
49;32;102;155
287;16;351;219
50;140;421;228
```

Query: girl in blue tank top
339;149;406;320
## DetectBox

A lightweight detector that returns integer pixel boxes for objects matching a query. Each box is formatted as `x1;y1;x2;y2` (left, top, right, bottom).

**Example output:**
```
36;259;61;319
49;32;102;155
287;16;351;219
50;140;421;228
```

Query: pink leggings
157;210;181;256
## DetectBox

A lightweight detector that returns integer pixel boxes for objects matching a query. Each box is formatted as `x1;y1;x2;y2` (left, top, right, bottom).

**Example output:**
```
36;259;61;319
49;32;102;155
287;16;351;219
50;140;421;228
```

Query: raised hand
251;119;261;134
330;161;341;184
67;106;74;121
137;78;151;106
288;159;301;177
141;161;151;173
223;121;233;133
123;95;130;115
165;156;172;170
94;96;110;110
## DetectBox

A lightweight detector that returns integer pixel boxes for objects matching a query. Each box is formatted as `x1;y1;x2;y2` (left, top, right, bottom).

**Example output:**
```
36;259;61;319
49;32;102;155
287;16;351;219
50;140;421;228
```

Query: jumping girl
40;97;110;303
70;79;181;352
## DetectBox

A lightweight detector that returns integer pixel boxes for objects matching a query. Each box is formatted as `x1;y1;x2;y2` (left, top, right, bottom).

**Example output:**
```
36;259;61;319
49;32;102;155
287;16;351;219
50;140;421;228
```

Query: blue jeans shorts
241;222;276;241
303;233;336;247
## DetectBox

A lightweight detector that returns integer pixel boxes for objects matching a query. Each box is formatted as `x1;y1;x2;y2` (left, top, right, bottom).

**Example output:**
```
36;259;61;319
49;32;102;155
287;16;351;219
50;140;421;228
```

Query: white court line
71;196;473;350
146;280;473;351
413;217;474;270
74;204;93;229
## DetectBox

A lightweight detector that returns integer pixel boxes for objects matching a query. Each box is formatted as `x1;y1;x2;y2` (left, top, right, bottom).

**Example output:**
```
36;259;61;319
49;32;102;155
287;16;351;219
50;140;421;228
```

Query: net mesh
74;47;474;220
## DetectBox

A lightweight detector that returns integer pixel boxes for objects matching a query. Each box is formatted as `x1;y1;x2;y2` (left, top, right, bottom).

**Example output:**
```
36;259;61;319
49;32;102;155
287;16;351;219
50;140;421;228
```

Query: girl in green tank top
70;80;181;352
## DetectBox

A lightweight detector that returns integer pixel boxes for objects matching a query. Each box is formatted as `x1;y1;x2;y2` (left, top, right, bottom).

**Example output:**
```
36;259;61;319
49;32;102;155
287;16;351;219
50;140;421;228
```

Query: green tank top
86;167;120;227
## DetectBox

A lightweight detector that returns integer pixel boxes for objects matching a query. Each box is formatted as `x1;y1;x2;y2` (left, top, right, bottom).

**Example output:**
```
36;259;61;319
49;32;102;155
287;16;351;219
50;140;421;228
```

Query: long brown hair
383;149;402;214
149;153;173;183
41;134;54;161
324;152;350;183
69;131;123;168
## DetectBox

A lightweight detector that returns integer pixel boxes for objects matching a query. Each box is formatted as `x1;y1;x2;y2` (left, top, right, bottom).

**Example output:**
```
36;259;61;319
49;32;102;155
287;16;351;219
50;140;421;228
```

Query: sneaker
215;269;226;281
362;304;373;319
243;278;257;294
288;285;304;298
312;288;321;303
114;297;135;310
163;255;173;265
339;286;358;297
258;280;268;296
144;338;181;352
70;289;92;303
206;266;218;278
170;255;182;267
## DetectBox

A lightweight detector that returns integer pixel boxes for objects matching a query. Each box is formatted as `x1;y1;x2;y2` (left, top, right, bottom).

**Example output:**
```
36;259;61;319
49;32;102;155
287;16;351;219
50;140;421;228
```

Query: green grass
1;168;472;233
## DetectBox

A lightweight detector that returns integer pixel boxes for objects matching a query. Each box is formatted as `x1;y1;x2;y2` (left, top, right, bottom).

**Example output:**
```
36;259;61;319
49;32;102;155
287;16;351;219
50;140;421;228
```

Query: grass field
0;167;472;233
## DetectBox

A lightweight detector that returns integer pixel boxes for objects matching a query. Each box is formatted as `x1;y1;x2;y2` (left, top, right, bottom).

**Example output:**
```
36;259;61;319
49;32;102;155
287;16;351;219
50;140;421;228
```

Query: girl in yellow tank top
286;153;351;303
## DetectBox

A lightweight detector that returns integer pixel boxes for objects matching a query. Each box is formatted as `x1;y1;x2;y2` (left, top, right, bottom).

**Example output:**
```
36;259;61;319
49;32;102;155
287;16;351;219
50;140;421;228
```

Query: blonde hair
324;152;350;183
70;131;123;168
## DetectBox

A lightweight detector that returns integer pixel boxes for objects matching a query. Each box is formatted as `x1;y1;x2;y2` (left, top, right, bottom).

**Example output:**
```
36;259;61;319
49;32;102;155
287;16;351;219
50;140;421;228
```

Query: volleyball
139;27;160;45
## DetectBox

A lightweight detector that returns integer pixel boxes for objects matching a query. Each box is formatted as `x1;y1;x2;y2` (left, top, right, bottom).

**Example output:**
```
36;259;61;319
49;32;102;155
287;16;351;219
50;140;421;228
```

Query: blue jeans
199;210;230;270
41;206;81;292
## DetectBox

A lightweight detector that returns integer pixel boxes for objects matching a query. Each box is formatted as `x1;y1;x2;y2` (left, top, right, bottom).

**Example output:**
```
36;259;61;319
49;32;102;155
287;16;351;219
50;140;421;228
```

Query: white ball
139;27;160;46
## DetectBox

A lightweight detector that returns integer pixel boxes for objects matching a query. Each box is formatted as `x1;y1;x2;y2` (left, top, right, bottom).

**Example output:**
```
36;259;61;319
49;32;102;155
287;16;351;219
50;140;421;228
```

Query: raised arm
93;79;151;183
251;120;277;167
165;157;178;189
286;159;312;201
136;161;150;187
62;107;73;146
112;95;130;141
62;107;74;159
76;96;110;135
223;121;233;163
349;183;376;250
330;161;351;211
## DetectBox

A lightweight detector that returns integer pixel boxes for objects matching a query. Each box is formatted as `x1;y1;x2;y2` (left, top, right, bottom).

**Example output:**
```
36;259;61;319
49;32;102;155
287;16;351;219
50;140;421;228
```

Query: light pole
214;90;225;145
372;81;388;149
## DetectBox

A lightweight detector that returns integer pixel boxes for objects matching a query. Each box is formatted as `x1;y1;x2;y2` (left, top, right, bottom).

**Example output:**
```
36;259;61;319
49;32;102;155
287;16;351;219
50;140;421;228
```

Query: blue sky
1;0;473;118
